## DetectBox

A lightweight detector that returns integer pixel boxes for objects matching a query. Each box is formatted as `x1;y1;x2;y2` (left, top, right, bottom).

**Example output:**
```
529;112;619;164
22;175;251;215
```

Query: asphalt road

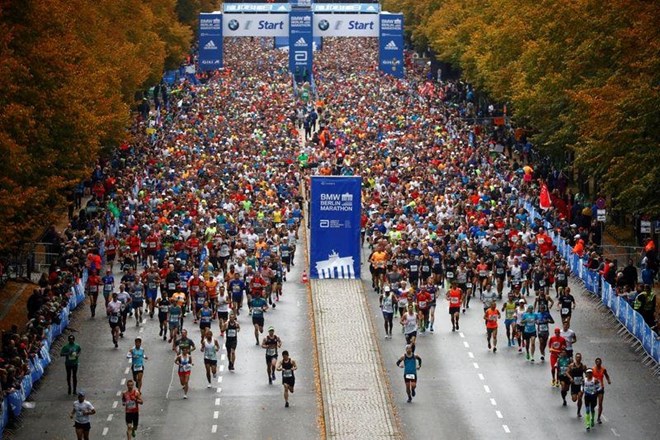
12;245;319;440
362;253;660;440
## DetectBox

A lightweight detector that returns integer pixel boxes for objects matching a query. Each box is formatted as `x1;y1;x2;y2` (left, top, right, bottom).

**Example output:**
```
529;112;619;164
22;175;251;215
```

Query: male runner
262;327;282;385
127;337;148;391
276;350;298;407
484;301;500;352
396;345;422;403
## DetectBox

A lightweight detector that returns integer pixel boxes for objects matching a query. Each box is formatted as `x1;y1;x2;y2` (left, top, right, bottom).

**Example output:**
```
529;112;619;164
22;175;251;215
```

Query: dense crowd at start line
25;37;621;439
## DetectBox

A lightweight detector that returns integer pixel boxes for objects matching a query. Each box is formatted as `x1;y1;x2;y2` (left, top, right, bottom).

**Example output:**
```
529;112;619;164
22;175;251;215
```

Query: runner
401;304;419;352
557;286;576;325
116;286;132;338
144;266;160;318
560;320;577;359
548;328;567;386
223;312;240;371
174;345;193;399
60;334;81;395
156;296;170;341
216;286;230;336
536;303;555;361
102;268;115;308
370;244;389;292
167;298;182;349
515;299;527;352
122;379;143;439
501;295;517;347
130;280;145;326
262;327;282;385
202;329;220;388
251;292;269;345
276;350;297;407
396;345;422;403
521;304;538;361
107;292;122;348
197;300;213;335
127;337;148;391
484;301;501;352
70;391;95;440
582;369;602;431
86;270;102;318
591;357;612;424
567;352;587;418
380;285;396;338
556;349;572;406
447;281;463;331
416;288;432;333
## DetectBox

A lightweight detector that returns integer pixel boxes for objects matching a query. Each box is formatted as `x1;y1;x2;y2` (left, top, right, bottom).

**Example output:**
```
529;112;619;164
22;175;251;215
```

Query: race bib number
227;329;237;338
479;271;488;277
133;365;143;372
110;315;119;323
496;268;504;274
266;348;277;356
104;285;112;293
539;324;548;332
168;283;176;290
418;301;427;309
557;274;565;281
446;272;454;278
466;283;473;289
89;285;98;293
539;280;545;287
197;297;205;305
561;308;569;315
125;400;136;409
181;363;191;372
283;370;293;378
450;297;459;304
405;374;416;380
573;376;583;385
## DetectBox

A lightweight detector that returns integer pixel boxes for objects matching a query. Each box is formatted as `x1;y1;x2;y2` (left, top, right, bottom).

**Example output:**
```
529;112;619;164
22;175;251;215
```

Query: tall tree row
386;0;660;215
0;0;219;252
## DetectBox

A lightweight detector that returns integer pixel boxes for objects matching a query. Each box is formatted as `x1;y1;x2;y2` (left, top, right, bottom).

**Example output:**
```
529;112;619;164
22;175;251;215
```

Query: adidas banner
310;176;362;280
198;13;223;71
313;13;379;37
289;10;314;82
379;13;404;79
224;14;289;37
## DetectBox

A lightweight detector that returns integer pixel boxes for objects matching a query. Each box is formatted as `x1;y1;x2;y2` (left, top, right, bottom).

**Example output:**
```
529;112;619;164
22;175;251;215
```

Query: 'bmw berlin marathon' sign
198;13;223;71
310;177;362;280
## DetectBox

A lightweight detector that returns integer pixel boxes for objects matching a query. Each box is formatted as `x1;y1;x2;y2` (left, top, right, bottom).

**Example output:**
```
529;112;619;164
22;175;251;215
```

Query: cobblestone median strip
312;279;401;439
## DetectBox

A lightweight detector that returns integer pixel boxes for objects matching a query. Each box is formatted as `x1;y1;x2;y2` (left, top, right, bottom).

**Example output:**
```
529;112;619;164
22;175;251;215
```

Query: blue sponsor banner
199;13;223;71
289;10;313;82
310;176;362;279
276;36;322;50
379;13;404;78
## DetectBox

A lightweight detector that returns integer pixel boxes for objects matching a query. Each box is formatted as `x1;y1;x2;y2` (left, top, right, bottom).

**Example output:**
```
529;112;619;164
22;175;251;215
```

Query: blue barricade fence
0;278;84;436
518;199;658;365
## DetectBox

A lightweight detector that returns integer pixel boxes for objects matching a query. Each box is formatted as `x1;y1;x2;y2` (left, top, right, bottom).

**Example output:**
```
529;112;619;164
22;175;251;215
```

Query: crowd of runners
9;34;651;438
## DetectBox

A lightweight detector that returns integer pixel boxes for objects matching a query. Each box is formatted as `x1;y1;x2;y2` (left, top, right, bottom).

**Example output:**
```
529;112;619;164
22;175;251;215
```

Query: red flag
539;183;552;210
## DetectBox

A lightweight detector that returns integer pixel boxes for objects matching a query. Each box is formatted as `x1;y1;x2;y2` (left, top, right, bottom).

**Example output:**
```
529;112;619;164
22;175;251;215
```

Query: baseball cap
585;369;593;374
554;327;561;333
518;299;525;304
77;390;85;397
268;326;275;332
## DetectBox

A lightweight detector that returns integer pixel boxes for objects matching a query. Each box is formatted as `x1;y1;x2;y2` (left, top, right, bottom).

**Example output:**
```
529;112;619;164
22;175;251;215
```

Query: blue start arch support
198;13;223;71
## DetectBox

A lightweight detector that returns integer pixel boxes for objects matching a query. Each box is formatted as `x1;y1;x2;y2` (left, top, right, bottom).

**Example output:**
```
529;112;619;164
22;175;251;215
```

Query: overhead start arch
198;2;404;80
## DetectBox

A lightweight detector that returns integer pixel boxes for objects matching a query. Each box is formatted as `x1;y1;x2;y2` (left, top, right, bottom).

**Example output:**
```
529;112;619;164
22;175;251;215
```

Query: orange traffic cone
301;271;308;284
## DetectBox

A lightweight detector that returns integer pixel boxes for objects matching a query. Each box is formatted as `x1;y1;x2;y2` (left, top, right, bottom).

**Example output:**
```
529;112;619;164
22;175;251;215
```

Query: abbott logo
204;40;217;50
320;220;330;228
385;40;398;50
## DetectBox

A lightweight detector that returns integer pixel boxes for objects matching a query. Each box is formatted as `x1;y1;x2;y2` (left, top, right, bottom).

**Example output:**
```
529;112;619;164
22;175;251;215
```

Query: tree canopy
0;0;218;252
387;0;660;215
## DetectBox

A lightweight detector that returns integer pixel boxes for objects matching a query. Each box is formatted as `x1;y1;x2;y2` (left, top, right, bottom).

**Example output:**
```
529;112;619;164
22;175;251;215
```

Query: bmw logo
228;19;239;31
318;19;330;31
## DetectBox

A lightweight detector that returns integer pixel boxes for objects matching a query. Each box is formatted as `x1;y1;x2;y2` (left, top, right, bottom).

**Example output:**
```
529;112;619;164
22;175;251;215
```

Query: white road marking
503;425;510;433
611;428;621;437
112;401;118;409
217;376;223;383
478;373;485;381
473;362;479;369
297;300;301;307
217;387;222;394
484;385;491;393
124;367;130;375
490;398;497;406
222;345;227;351
219;365;225;372
215;398;221;406
468;352;474;359
116;391;121;396
459;332;465;338
221;354;226;361
102;427;109;436
496;410;503;419
165;365;177;399
107;414;113;422
463;341;470;348
139;327;144;333
120;378;126;385
212;425;218;434
213;411;219;419
602;416;608;422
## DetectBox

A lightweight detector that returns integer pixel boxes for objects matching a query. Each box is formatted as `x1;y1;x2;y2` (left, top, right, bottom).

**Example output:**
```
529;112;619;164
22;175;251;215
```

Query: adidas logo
204;40;217;50
385;40;398;50
294;38;307;47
